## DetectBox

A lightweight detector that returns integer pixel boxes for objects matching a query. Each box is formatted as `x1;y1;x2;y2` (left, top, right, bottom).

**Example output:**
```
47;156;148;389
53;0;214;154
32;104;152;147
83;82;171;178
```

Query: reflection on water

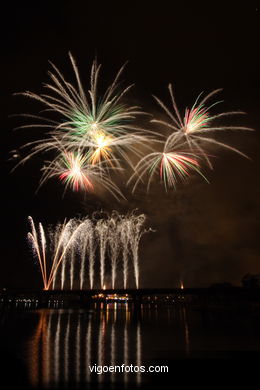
2;302;260;389
27;303;144;388
182;306;190;355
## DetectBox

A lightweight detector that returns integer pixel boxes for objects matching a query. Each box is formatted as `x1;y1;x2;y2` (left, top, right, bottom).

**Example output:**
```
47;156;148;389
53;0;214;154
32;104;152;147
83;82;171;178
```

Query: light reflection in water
124;307;129;384
85;317;91;383
111;314;116;383
97;308;104;383
27;304;143;388
64;314;70;384
54;315;61;384
75;319;81;383
182;306;190;355
5;299;260;389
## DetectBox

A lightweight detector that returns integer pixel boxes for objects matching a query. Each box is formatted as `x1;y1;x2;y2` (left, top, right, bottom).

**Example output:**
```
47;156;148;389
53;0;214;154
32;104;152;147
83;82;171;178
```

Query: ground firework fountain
28;216;86;290
27;212;150;290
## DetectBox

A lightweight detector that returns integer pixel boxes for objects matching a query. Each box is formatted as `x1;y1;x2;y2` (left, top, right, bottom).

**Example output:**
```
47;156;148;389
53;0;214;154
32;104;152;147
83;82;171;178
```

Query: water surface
1;303;260;389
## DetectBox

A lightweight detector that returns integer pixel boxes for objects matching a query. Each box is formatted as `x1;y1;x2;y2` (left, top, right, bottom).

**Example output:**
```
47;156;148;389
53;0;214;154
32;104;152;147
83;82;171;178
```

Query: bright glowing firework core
88;130;113;165
59;152;94;191
90;122;98;131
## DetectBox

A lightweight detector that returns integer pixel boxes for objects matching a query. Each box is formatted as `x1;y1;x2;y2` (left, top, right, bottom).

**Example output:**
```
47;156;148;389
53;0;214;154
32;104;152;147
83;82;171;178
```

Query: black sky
1;1;260;288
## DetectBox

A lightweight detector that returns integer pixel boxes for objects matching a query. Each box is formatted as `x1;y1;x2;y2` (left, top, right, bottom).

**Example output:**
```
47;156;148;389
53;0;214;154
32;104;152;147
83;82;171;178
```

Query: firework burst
128;134;208;191
13;53;154;198
17;54;141;138
58;152;94;191
87;130;113;165
39;145;125;200
151;84;253;168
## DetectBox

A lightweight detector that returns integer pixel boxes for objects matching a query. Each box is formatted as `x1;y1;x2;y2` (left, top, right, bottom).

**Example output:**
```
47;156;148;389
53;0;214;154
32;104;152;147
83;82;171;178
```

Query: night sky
1;2;260;289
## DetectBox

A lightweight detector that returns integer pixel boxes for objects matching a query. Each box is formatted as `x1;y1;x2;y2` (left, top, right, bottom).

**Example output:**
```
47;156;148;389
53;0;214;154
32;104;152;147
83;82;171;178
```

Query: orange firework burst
88;130;113;165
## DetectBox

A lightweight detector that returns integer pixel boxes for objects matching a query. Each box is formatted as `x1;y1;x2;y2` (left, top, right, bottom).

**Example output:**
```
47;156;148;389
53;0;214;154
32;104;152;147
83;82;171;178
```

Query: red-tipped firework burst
128;132;208;192
160;152;203;188
59;152;94;191
151;85;253;169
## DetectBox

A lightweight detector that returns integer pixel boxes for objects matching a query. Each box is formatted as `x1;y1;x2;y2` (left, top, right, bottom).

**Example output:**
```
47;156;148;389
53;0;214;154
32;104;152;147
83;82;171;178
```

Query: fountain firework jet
107;213;121;289
50;219;79;289
28;216;48;290
27;211;150;290
119;217;131;289
95;219;110;289
128;213;147;289
69;245;77;290
60;251;67;290
87;226;96;290
79;219;96;290
27;216;86;290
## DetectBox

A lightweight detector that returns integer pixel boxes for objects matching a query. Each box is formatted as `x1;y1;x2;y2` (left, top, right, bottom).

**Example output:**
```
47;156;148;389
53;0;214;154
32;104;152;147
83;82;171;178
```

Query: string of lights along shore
12;53;253;290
